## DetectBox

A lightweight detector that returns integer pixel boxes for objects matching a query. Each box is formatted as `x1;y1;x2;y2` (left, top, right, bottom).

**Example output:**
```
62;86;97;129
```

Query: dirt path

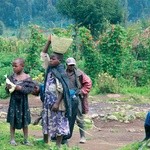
0;95;147;150
69;119;144;150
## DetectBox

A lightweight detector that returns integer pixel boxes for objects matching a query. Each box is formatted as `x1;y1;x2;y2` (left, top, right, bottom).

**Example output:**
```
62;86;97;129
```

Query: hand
76;89;82;95
15;85;22;91
51;102;59;112
6;84;12;89
32;86;40;96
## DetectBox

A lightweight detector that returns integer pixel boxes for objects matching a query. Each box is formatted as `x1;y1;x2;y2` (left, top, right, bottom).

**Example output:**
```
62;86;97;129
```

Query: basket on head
51;35;73;54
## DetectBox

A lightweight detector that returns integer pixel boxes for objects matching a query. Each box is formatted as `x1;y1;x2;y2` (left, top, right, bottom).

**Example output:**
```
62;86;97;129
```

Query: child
6;58;36;146
40;35;72;147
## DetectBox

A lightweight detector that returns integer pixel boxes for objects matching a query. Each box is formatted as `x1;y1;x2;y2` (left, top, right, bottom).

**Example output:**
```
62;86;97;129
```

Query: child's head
49;52;63;67
12;58;25;74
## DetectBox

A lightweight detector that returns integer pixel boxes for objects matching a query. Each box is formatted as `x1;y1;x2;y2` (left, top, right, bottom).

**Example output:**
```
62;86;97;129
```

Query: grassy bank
0;121;80;150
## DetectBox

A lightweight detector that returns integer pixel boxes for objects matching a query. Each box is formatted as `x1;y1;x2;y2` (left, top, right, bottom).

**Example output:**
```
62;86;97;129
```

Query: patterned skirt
42;107;70;138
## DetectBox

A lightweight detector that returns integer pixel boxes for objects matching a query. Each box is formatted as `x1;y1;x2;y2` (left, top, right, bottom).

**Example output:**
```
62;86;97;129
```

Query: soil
0;94;147;150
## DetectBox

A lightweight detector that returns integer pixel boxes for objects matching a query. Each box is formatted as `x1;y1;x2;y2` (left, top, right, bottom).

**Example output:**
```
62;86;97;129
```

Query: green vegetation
0;20;150;98
119;142;142;150
0;1;150;36
57;0;123;37
0;122;80;150
119;140;150;150
0;1;150;150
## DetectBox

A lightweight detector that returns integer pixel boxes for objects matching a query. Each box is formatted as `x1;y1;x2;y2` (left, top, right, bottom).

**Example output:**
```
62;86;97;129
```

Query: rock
124;120;130;123
0;112;7;118
125;104;133;110
99;114;105;117
127;128;136;132
91;113;99;119
106;107;111;110
107;115;118;121
107;94;121;98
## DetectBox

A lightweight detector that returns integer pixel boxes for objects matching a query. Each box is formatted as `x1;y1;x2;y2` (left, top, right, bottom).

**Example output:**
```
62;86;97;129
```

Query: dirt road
0;95;147;150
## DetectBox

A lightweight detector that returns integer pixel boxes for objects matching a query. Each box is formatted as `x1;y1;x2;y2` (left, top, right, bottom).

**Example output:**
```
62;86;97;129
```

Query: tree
56;0;123;38
0;21;5;35
122;0;128;27
128;0;150;21
98;25;130;78
14;7;22;27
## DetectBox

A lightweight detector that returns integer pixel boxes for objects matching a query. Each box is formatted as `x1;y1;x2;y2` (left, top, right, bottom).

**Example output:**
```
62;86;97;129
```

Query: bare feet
33;117;42;125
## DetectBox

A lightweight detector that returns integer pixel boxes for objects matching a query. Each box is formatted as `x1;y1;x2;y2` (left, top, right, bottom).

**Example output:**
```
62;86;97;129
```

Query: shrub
32;73;44;84
0;66;12;85
97;73;120;94
0;83;9;99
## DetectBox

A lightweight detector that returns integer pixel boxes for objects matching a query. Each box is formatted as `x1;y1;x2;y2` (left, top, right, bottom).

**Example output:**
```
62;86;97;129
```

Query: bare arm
51;92;63;112
42;35;51;53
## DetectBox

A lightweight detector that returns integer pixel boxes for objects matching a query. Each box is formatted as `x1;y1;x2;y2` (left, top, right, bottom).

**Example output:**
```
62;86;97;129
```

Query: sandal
10;140;17;146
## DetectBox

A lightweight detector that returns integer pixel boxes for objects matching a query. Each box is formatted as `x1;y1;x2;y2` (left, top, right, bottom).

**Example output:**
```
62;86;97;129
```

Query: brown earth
0;95;147;150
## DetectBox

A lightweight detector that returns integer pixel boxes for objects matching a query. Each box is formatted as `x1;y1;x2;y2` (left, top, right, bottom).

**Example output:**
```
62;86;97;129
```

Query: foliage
98;24;130;78
126;22;150;86
120;86;150;96
0;0;150;33
0;22;150;98
0;84;9;99
0;37;23;52
119;142;142;150
0;0;60;28
52;27;72;37
32;73;44;84
127;0;150;21
95;23;150;87
77;27;100;84
0;42;27;85
57;0;123;37
97;73;120;94
25;25;46;74
119;140;150;150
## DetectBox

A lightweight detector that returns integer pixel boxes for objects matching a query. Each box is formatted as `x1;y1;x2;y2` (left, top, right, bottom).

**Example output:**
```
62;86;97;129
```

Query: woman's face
49;55;60;66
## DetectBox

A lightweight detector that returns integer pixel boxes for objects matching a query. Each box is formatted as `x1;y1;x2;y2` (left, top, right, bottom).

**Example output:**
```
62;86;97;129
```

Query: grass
121;86;150;96
119;140;150;150
118;142;141;150
0;121;80;150
107;94;150;105
90;85;150;105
